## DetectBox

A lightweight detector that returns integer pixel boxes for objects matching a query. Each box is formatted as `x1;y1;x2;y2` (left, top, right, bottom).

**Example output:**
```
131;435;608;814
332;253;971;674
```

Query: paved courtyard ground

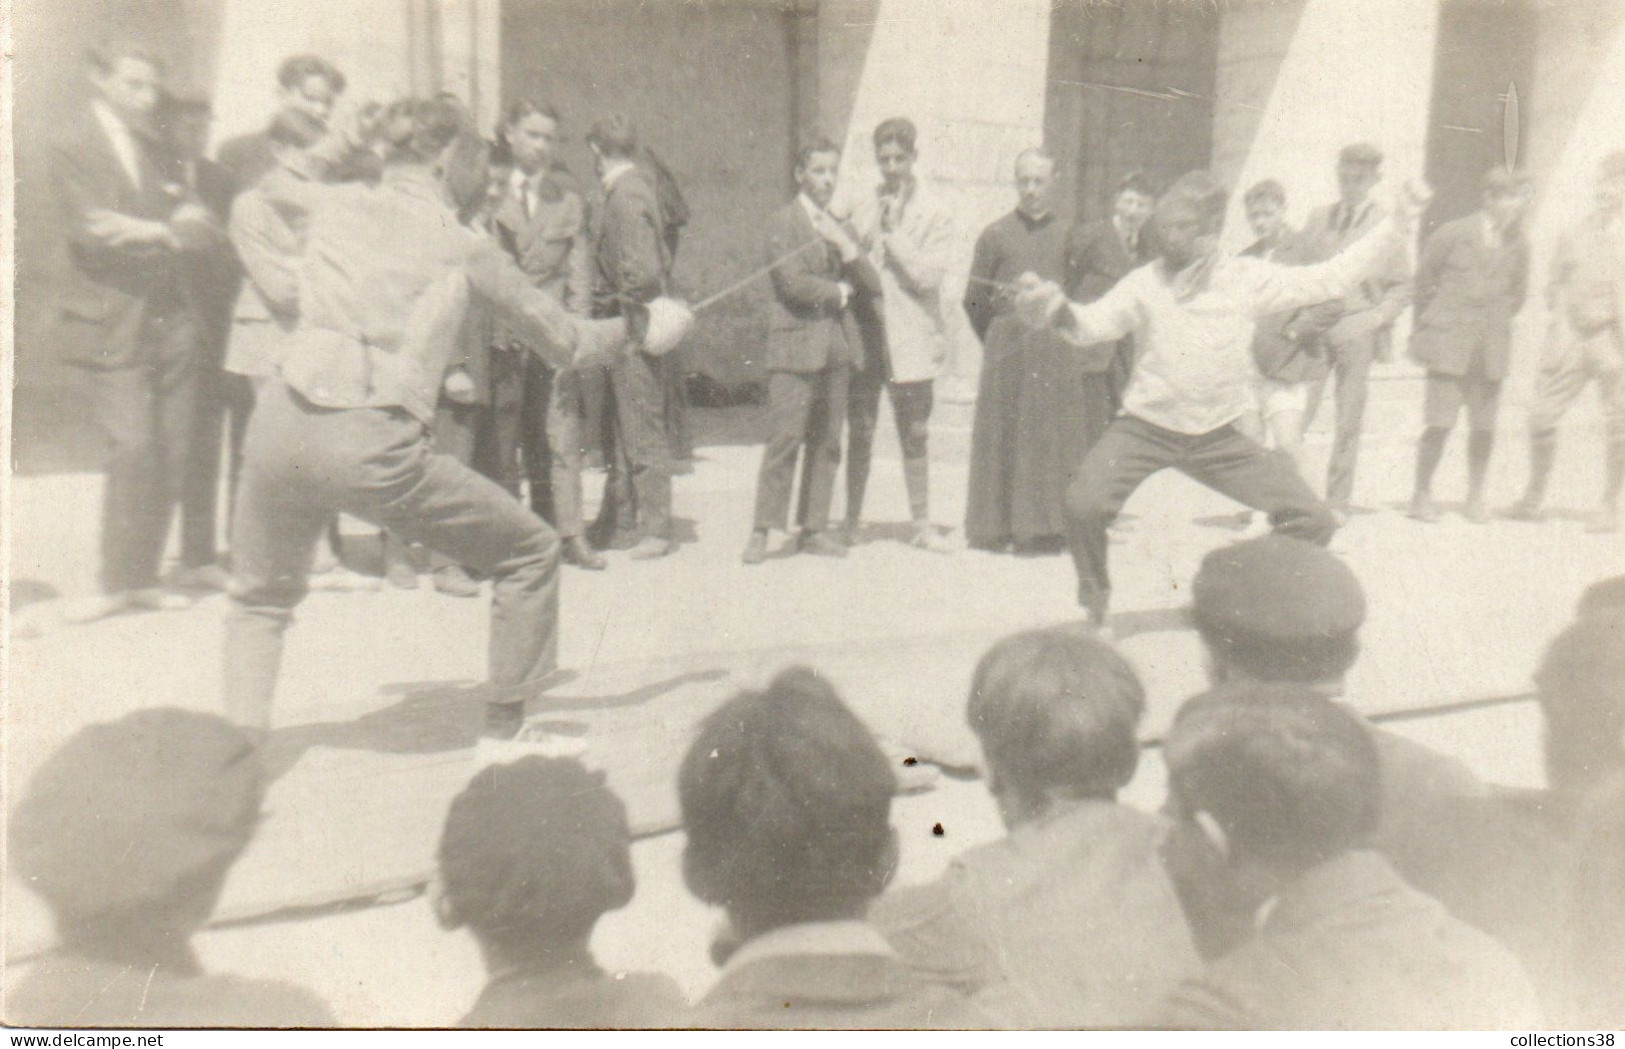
5;372;1622;1025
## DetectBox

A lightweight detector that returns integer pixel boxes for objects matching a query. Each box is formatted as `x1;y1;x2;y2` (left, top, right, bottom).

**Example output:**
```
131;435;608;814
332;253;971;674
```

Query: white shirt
92;99;143;189
723;921;896;974
1059;217;1405;434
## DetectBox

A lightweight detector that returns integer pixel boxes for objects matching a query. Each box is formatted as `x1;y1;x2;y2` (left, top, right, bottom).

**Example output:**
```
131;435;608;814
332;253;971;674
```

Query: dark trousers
754;366;850;533
598;350;673;540
225;381;560;730
520;359;588;538
1065;415;1336;616
86;308;200;594
847;369;933;523
1304;333;1377;507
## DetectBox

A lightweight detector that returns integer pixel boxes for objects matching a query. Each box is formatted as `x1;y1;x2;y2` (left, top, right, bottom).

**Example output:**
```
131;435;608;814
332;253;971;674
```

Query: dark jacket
1241;231;1341;383
48;104;217;369
1409;212;1530;379
759;200;879;374
591;166;669;332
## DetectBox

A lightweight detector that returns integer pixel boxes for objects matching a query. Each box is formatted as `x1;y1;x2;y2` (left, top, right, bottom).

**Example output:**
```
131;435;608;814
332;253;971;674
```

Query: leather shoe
741;531;768;565
433;565;481;597
1499;497;1546;522
628;536;676;560
1407;492;1442;523
799;531;848;558
562;536;607;570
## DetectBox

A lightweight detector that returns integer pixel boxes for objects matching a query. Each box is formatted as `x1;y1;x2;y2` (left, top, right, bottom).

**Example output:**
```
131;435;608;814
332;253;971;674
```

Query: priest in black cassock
963;148;1078;553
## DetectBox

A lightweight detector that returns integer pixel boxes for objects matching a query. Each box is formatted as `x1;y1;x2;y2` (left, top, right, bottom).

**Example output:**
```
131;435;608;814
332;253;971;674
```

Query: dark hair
1166;684;1381;870
1482;165;1531;199
679;667;894;930
1338;142;1384;168
1244;178;1287;208
266;107;329;151
795;136;841;173
1157;170;1229;231
1535;616;1625;794
85;37;165;76
873;117;917;153
967;628;1144;805
504;97;562;130
437;757;634;948
377;97;473;165
586;112;638;159
1192;616;1360;684
276;54;346;95
1115;170;1156;200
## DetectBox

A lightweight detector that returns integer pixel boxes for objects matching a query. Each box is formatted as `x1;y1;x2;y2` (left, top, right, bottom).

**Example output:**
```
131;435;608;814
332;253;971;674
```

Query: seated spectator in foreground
1178;535;1491;958
1160;686;1537;1030
8;709;332;1027
435;756;683;1028
680;667;987;1029
1575;573;1625;621
871;627;1199;1026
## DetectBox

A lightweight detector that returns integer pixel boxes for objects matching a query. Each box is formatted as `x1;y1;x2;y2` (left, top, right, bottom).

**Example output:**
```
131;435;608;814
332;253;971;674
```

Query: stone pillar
819;0;1051;402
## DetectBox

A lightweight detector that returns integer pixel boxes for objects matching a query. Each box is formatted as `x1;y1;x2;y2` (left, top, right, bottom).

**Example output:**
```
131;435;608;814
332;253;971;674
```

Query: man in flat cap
1504;151;1625;533
8;709;333;1027
1300;143;1415;522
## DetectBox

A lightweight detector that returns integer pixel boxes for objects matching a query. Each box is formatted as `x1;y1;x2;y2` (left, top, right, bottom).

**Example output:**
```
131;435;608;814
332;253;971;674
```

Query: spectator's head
436;757;635;959
1578;575;1625;622
483;135;516;210
1112;171;1157;236
679;667;897;940
586;113;638;166
1535;614;1625;796
12;709;264;955
275;54;345;125
1336;142;1384;205
1165;684;1381;894
1482;166;1532;230
376;98;489;217
86;38;165;124
502;98;562;176
967;627;1145;828
1597;151;1625;216
873;117;918;192
1154;170;1229;269
265;107;329;176
1014;148;1058;220
1192;534;1365;688
156;92;212;162
1244;179;1288;242
794;137;842;209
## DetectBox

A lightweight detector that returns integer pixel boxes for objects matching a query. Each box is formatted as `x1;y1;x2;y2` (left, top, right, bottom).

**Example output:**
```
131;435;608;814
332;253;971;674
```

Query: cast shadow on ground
261;667;729;782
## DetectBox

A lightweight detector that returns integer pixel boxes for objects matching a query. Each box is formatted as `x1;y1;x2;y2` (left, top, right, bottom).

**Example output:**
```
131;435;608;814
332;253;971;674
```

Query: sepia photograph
2;0;1623;1034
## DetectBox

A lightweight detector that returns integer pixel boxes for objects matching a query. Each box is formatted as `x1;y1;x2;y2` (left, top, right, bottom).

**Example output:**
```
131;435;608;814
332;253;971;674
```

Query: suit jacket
689;928;990;1030
1300;199;1412;354
1409;212;1530;378
591;166;669;336
872;799;1200;1028
760;200;877;374
843;181;954;383
1161;850;1538;1030
48;104;216;368
490;170;593;349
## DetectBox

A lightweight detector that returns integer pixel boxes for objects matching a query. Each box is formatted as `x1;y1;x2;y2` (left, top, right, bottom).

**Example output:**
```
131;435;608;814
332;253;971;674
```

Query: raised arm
228;191;301;316
465;236;629;370
1245;214;1408;318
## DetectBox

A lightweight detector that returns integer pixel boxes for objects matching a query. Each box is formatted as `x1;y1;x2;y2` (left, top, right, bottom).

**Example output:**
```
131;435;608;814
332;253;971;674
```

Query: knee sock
1466;430;1495;504
903;455;930;525
1524;428;1558;505
1415;427;1450;495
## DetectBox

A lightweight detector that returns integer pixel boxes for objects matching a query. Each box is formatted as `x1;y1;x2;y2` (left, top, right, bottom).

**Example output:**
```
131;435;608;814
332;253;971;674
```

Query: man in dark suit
741;138;880;564
1159;686;1537;1029
678;668;988;1029
1407;167;1532;523
1066;170;1155;413
214;54;348;192
52;40;221;622
1299;143;1414;521
158;93;242;590
586;114;678;559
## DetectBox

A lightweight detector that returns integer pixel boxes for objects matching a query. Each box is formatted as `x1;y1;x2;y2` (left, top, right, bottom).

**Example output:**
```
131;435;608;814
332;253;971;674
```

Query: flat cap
1192;534;1366;641
1339;142;1384;167
12;709;264;918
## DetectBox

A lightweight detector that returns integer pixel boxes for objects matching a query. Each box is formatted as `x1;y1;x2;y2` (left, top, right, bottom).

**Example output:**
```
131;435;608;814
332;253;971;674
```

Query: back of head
967;627;1144;809
1192;535;1365;684
1535;614;1625;794
586;112;638;159
1157;170;1229;231
679;667;895;930
1166;683;1381;871
12;709;264;932
437;757;634;948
